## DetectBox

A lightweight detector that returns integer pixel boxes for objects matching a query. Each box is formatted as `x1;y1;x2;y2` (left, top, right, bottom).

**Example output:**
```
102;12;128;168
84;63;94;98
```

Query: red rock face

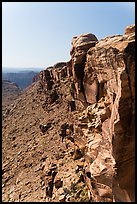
70;33;98;106
37;25;135;201
75;25;135;201
38;62;68;91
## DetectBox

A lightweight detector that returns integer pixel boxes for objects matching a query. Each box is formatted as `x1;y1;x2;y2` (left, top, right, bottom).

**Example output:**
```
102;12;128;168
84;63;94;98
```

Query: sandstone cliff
2;24;135;202
70;24;135;202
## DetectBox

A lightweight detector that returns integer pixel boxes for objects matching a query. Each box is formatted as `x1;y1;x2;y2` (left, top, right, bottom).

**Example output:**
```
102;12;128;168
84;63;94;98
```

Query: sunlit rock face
74;24;135;202
37;25;135;202
70;33;98;106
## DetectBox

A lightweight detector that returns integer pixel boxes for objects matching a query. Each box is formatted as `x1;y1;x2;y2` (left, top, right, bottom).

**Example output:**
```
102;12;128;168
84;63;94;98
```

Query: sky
2;2;135;71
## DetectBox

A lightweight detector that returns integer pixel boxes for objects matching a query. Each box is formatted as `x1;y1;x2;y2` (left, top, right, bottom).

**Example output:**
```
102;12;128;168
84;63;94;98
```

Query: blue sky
2;2;135;70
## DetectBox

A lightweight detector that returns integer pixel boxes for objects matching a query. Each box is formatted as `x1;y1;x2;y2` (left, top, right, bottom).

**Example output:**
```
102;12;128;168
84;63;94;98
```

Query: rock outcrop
70;33;98;106
72;24;135;202
28;25;135;201
2;25;135;202
38;62;69;92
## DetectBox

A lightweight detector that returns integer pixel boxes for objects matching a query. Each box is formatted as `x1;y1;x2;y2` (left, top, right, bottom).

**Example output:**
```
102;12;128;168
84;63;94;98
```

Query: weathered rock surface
2;24;135;202
70;33;98;106
75;24;135;202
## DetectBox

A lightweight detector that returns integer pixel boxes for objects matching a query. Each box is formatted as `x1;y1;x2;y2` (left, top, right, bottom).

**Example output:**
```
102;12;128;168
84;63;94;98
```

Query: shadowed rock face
2;25;135;202
112;40;135;202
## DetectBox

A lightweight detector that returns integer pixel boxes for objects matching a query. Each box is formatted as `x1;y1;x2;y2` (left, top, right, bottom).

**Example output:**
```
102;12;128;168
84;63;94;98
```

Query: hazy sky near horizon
2;2;135;70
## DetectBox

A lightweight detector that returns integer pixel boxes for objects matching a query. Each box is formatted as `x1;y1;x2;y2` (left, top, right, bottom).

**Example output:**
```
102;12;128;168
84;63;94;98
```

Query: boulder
54;178;63;189
39;123;51;133
124;24;135;35
59;194;66;202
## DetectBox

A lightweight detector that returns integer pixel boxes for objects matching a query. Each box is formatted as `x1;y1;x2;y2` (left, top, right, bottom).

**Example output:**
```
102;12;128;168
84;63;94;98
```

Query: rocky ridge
2;24;135;202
